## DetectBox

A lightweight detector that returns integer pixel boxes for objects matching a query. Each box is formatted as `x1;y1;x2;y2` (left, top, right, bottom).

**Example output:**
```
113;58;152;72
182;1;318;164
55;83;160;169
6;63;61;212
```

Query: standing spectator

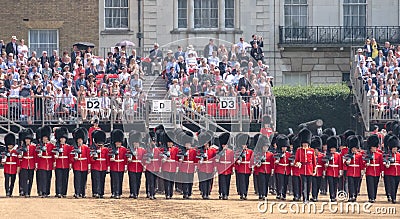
238;86;250;103
374;50;386;68
17;39;29;59
382;41;392;58
100;91;111;119
250;92;261;122
40;51;50;68
371;38;380;59
174;46;185;60
77;86;88;121
9;79;21;98
0;40;5;54
70;45;80;63
203;39;218;58
50;50;61;68
44;84;55;121
236;37;251;54
364;39;372;57
250;34;264;48
6;36;18;59
250;43;264;63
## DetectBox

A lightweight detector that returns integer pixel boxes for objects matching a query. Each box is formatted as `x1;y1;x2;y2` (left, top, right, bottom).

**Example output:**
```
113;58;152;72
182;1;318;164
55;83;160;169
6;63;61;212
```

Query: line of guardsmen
1;123;400;203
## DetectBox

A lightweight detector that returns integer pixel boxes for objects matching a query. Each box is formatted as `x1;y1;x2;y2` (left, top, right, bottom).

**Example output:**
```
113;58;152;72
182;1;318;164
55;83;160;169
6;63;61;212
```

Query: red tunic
254;151;274;174
109;147;127;172
55;144;73;169
365;151;383;177
346;153;364;177
384;152;400;176
274;151;291;175
198;148;217;174
127;147;146;173
315;152;325;177
216;149;234;175
36;142;55;171
144;147;162;172
2;149;20;174
295;147;316;176
340;147;349;171
71;145;91;171
179;149;198;174
325;152;343;178
91;147;110;171
88;126;101;146
161;146;180;173
20;144;36;170
235;149;254;174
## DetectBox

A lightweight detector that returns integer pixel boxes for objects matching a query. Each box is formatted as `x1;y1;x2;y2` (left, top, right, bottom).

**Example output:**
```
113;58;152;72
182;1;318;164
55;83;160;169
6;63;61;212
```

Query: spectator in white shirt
208;51;219;66
119;66;130;82
169;79;181;98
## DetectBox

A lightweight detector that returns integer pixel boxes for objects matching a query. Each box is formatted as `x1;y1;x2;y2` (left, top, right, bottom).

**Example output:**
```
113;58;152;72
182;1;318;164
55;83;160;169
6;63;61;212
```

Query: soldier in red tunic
144;131;163;200
1;133;19;197
274;134;291;201
310;136;323;202
235;133;253;200
90;130;109;198
324;136;343;202
35;126;55;198
365;134;383;203
383;135;400;204
253;134;274;200
290;136;301;201
53;127;72;198
344;135;364;202
17;128;35;197
71;127;90;198
338;130;355;193
127;131;146;199
161;131;180;199
178;131;197;199
197;131;216;200
216;132;234;200
109;129;127;199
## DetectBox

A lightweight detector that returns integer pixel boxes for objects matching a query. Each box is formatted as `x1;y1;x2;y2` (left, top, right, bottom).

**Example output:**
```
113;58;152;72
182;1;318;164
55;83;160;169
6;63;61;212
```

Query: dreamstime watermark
257;191;397;215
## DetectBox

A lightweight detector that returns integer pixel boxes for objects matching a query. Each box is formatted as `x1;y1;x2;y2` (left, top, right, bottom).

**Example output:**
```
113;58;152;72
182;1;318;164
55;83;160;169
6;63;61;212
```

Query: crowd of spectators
0;34;274;123
356;38;400;120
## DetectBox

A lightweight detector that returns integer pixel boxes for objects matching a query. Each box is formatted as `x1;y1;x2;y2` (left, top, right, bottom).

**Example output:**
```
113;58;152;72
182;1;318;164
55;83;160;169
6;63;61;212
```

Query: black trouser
320;177;327;194
218;174;231;197
338;170;348;193
388;175;400;201
110;171;124;196
327;176;339;200
277;173;289;198
73;170;88;197
145;171;157;197
301;175;312;202
128;171;142;196
384;175;390;198
366;175;380;200
91;170;98;195
237;173;250;197
37;169;52;196
181;172;194;197
287;175;293;193
311;176;322;199
18;171;23;195
163;171;175;197
235;170;239;194
357;177;362;195
55;168;69;195
20;168;34;196
157;177;164;193
257;173;271;198
198;172;213;197
292;175;301;199
4;173;16;195
269;173;276;193
348;176;360;199
253;174;258;194
92;170;106;196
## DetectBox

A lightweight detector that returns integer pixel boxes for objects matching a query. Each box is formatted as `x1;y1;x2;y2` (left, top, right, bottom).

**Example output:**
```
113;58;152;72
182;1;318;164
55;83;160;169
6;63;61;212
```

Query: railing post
239;96;243;132
7;97;10;132
41;96;45;127
110;96;114;130
316;26;319;44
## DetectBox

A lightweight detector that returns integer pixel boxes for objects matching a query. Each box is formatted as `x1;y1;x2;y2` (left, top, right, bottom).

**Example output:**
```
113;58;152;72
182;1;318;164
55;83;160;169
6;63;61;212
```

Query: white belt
165;160;176;163
369;164;380;167
131;160;141;163
278;163;289;166
240;161;250;164
183;161;194;163
97;158;106;161
42;156;52;159
23;156;34;159
329;165;339;167
77;158;87;161
150;159;159;161
316;165;323;168
348;164;360;167
5;162;16;165
219;161;231;164
58;156;68;159
114;159;125;162
390;163;400;166
261;162;271;165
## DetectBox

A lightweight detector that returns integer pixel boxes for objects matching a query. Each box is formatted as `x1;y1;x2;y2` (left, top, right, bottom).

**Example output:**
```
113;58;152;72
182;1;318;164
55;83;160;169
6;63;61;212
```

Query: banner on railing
152;100;172;113
86;98;101;111
219;97;236;109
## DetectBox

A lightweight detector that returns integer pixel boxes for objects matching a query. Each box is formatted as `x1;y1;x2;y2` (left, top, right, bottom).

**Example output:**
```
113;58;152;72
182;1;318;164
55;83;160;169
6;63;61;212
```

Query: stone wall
279;47;352;84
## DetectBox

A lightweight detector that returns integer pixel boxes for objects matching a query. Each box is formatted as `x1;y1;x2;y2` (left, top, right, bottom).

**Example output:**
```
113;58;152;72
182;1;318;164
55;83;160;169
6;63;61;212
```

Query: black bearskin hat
298;128;312;145
93;130;106;145
347;135;360;149
323;128;335;137
39;125;52;140
111;129;124;144
367;134;380;149
327;136;339;150
4;133;16;146
72;127;88;144
341;129;356;146
388;135;400;149
310;136;322;150
19;128;34;141
198;131;212;146
276;134;290;149
129;131;142;145
55;127;69;141
236;133;249;147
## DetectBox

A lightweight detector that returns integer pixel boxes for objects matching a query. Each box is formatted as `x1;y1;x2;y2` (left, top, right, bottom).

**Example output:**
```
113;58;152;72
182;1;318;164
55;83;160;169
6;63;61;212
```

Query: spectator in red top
88;118;101;146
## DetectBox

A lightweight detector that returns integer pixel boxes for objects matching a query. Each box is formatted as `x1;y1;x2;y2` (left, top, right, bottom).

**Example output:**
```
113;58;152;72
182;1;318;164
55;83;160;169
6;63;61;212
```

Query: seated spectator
75;73;87;90
208;51;219;66
118;67;130;83
100;91;111;119
250;92;261;122
41;62;53;78
0;80;8;97
130;73;142;91
190;78;202;95
169;79;181;98
250;43;264;62
97;59;106;74
9;79;21;98
86;62;98;76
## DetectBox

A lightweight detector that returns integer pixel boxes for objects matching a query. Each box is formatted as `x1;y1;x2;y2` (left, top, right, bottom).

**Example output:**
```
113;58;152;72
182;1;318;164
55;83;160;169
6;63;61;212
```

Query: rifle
16;140;27;157
90;142;99;160
108;142;119;159
322;152;334;164
0;144;8;161
343;152;355;163
70;143;82;160
35;139;47;157
126;143;137;161
177;146;188;161
383;152;395;167
255;152;266;167
52;140;63;157
196;147;208;163
362;151;374;164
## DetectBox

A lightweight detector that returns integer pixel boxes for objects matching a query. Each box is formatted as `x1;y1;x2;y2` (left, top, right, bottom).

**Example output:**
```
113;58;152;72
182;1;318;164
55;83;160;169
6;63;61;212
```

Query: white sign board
152;100;172;113
86;98;101;111
219;97;236;109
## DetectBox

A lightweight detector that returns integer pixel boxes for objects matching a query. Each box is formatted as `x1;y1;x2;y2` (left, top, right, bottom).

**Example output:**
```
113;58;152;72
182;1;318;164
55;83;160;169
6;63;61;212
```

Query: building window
178;0;188;28
225;0;234;28
284;0;308;27
28;30;58;54
194;0;219;28
343;0;366;27
283;72;310;86
105;0;129;29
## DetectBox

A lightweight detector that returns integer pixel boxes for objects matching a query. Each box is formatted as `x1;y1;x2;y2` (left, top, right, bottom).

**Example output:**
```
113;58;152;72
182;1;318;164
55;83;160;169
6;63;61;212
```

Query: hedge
272;84;352;134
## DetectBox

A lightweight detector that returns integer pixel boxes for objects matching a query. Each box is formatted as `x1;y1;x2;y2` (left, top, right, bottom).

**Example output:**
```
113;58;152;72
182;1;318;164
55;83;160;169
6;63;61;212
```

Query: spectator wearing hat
149;43;163;75
6;36;18;59
354;48;365;66
118;66;130;83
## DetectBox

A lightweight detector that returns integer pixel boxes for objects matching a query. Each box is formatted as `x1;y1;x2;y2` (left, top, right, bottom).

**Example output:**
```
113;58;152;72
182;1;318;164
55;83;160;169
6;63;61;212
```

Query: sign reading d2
219;97;236;109
152;100;172;113
86;98;101;111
